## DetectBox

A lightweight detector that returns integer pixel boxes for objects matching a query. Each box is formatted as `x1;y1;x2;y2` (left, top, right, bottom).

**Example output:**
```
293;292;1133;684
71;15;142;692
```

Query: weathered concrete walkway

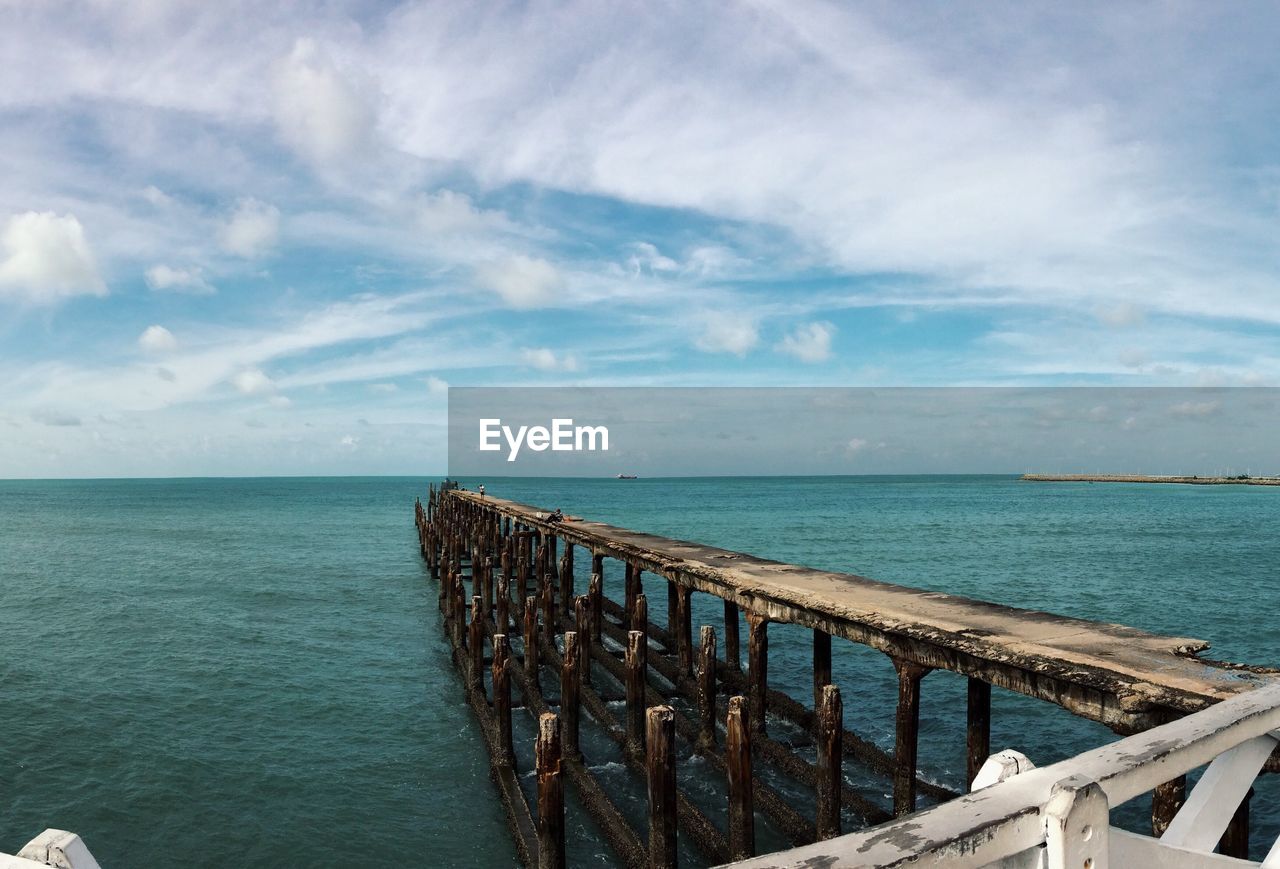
455;490;1264;733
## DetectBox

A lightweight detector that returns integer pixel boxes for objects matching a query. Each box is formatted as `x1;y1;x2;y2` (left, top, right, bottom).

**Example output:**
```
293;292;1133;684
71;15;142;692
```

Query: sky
2;1;1279;477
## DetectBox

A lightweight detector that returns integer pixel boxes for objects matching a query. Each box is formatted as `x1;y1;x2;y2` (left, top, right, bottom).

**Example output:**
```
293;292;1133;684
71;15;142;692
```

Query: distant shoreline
1021;473;1280;486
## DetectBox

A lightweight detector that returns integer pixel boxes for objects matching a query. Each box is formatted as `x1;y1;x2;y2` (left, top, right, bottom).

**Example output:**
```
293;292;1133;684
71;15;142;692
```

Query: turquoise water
3;475;1279;865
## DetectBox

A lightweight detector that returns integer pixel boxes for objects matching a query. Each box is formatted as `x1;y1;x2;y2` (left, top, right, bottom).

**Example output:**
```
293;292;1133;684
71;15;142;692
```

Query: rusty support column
813;629;831;711
588;572;603;642
746;613;768;734
541;567;556;645
481;556;494;617
624;562;638;630
966;677;992;789
518;552;531;604
559;544;574;615
892;659;929;817
469;595;484;692
723;600;740;672
726;696;754;860
646;706;677;869
536;713;565;869
561;631;581;757
676;586;693;679
493;634;514;768
697;625;717;751
816;683;843;840
1219;787;1253;860
625;630;647;755
1151;775;1186;837
633;592;648;640
496;572;510;636
574;595;592;686
524;596;540;685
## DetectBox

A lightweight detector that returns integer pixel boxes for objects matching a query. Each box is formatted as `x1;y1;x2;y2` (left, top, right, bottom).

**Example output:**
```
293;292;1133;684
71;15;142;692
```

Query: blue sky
2;1;1279;477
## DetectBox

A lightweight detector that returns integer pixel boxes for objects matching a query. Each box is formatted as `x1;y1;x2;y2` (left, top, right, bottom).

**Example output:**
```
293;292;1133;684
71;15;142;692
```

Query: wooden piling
562;631;581;757
541;567;556;645
574;595;592;686
626;630;648;755
966;677;992;789
724;600;741;672
493;633;514;767
524;596;540;684
813;629;832;711
646;706;677;869
746;612;768;734
815;683;843;840
726;696;754;860
536;712;565;869
697;625;717;750
893;659;928;817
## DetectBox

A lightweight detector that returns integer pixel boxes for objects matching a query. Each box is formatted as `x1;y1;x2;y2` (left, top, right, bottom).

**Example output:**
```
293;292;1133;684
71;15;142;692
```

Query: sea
2;475;1278;866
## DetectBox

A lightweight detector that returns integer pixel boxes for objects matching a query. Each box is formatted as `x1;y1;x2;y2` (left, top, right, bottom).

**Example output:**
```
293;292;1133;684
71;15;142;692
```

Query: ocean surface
2;475;1279;866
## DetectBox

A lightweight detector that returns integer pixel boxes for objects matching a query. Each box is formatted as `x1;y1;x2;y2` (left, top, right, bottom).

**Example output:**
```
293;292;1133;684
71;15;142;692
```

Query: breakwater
414;482;1275;867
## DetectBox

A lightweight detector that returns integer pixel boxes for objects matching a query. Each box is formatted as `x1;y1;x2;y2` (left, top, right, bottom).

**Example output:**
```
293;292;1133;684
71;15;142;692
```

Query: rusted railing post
493;634;514;768
625;629;647;755
893;659;929;816
697;625;717;751
676;586;693;679
574;595;592;686
726;696;754;860
813;629;831;711
537;712;565;869
646;706;677;868
816;683;843;840
967;677;991;789
561;630;581;757
746;612;768;734
723;600;740;672
524;595;540;685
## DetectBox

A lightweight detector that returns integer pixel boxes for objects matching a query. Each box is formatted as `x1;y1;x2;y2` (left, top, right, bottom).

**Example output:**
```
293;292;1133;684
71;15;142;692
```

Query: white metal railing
727;678;1280;868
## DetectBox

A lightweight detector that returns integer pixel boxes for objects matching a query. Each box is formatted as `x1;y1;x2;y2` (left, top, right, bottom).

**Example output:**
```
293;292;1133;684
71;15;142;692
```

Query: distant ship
616;473;638;479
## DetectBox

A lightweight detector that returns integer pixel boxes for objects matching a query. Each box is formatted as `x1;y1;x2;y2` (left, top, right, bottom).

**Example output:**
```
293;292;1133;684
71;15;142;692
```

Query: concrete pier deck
1022;473;1280;486
455;490;1268;732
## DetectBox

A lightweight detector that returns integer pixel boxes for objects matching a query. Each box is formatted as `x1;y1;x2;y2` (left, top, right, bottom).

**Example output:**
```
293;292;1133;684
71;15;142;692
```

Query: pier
1022;473;1280;486
414;485;1277;867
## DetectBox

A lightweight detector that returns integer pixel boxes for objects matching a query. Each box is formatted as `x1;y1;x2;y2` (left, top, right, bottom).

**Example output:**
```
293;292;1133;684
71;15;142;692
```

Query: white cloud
476;255;562;308
696;312;758;356
776;321;835;363
144;264;215;295
231;368;276;395
417;190;511;236
219;198;280;258
272;38;376;165
368;382;398;394
626;242;678;275
0;211;105;302
138;324;177;353
426;375;449;394
141;185;174;208
846;437;868;453
521;347;579;372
